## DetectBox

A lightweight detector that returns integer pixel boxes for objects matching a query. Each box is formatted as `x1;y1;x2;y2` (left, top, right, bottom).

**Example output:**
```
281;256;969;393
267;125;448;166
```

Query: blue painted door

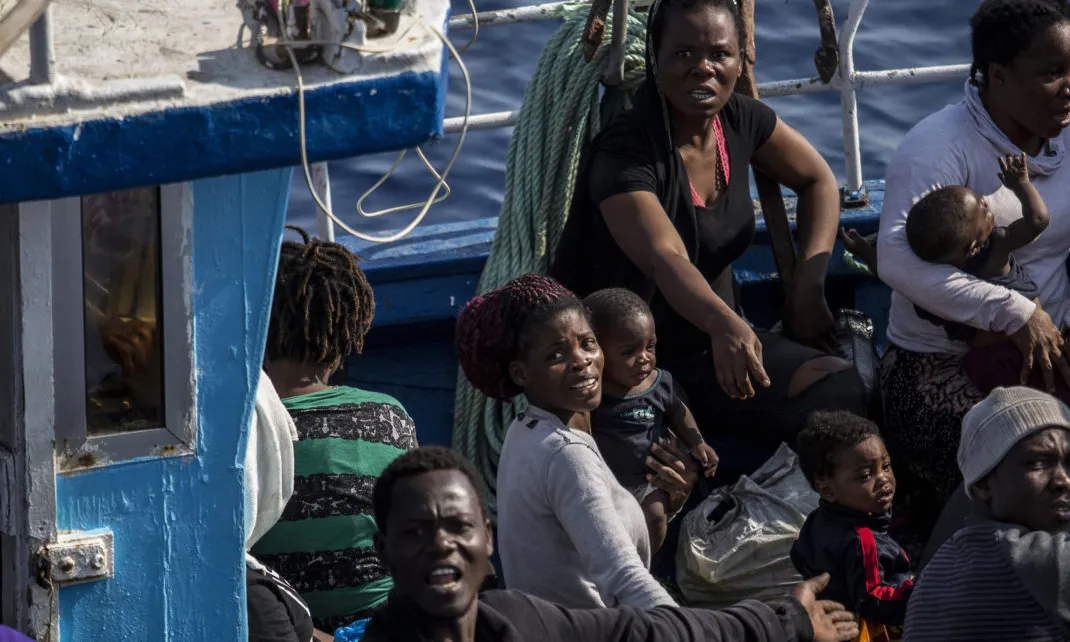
34;170;291;641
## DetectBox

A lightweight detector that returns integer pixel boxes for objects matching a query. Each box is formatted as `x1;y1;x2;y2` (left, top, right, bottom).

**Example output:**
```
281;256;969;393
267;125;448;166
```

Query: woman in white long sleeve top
454;274;696;610
877;0;1070;528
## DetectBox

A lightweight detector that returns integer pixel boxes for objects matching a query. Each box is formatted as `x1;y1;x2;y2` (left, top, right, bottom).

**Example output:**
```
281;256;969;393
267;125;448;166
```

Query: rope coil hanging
451;6;648;517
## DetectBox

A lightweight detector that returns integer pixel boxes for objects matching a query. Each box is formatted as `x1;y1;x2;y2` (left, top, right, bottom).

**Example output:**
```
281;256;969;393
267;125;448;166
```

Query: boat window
80;187;165;436
51;183;195;470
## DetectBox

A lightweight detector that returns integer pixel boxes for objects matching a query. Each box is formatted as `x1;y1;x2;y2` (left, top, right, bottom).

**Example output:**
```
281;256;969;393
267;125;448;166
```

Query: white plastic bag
676;443;819;608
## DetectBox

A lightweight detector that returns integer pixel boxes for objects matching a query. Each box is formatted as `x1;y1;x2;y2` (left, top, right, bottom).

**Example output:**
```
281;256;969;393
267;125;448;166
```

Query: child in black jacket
791;410;915;633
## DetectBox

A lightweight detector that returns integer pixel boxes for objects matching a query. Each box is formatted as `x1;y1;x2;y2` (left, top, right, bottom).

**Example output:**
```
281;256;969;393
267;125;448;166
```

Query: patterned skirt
879;345;984;506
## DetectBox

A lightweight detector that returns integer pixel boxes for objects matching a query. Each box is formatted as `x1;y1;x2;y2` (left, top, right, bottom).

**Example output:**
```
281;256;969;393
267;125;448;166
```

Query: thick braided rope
451;6;648;518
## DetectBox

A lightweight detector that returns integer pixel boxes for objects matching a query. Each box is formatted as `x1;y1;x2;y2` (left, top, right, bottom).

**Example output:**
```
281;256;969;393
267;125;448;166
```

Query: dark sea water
285;0;976;236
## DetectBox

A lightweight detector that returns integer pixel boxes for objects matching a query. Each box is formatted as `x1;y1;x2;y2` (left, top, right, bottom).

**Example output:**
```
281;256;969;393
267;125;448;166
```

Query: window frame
52;183;197;472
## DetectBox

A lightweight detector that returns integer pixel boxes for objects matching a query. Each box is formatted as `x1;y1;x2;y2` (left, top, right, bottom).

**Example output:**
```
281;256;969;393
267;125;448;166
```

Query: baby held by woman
843;152;1064;401
584;288;718;549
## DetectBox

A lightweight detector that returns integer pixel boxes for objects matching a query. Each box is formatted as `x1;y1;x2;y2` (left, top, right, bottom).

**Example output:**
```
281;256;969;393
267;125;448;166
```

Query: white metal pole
449;1;572;30
311;162;336;242
838;0;868;196
439;64;967;134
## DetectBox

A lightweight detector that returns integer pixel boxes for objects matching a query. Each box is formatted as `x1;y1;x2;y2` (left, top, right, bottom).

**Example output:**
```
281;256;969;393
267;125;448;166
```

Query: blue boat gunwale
333;180;886;330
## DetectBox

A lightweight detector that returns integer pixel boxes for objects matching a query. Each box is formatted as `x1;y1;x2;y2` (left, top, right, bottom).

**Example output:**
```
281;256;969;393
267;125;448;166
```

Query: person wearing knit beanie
957;386;1070;502
904;386;1070;641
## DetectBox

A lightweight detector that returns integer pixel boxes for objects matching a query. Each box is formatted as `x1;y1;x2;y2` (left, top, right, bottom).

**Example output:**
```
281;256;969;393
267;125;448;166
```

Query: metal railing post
838;0;868;202
28;6;53;85
312;162;336;242
602;0;627;85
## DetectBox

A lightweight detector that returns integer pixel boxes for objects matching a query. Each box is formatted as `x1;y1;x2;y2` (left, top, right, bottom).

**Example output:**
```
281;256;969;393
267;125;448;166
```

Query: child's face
953;189;995;266
509;308;604;420
599;313;657;392
815;435;896;514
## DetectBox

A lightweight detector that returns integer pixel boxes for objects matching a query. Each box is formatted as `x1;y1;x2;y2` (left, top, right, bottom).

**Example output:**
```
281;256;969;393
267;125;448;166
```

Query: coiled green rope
451;6;648;518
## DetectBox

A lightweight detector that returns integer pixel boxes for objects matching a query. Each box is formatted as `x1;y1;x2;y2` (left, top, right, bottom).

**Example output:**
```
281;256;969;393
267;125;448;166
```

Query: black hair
905;186;976;263
455;274;589;400
796;410;881;487
970;0;1070;89
266;226;376;367
648;0;746;62
373;446;488;532
584;288;653;338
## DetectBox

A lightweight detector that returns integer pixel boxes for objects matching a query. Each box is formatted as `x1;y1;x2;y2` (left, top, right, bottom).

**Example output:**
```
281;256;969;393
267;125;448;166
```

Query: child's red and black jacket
790;500;915;626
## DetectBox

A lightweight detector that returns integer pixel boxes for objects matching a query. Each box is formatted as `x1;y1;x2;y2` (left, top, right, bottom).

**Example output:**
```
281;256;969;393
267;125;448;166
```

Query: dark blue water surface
286;0;975;235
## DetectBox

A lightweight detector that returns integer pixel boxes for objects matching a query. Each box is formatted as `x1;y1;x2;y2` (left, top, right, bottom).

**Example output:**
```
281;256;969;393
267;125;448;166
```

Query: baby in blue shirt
585;288;718;548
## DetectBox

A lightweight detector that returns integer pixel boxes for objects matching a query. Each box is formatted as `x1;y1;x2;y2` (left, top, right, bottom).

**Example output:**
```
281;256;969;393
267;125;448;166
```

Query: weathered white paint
0;0;448;128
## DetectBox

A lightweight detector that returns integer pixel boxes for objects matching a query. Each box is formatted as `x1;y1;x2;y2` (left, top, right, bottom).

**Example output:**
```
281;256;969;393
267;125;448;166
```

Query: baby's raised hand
998;152;1030;188
691;442;719;478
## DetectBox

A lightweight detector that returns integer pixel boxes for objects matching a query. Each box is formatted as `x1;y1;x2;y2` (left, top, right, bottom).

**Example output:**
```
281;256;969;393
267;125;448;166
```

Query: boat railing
315;0;970;240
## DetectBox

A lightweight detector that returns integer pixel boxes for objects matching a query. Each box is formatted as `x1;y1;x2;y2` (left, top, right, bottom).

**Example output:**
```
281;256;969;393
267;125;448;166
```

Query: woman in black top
552;0;867;449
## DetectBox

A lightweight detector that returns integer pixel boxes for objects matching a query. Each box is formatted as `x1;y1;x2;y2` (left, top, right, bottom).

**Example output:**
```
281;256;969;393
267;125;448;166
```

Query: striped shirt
903;523;1068;641
251;386;417;633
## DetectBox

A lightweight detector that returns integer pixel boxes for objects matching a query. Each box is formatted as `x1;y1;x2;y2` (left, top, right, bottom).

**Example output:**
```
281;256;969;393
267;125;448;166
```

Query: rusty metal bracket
40;529;114;587
812;0;839;84
581;0;627;85
581;0;612;62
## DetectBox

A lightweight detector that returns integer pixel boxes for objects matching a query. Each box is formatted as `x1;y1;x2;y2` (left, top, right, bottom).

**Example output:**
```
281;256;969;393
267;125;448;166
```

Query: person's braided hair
266;226;376;367
455;274;587;400
970;0;1070;89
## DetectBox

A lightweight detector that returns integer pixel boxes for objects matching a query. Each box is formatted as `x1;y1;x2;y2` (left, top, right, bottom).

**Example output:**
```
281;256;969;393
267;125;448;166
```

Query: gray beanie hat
959;386;1070;497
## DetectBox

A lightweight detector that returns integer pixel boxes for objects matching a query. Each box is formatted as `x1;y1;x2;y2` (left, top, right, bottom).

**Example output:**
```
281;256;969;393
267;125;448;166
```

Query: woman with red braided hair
455;274;696;609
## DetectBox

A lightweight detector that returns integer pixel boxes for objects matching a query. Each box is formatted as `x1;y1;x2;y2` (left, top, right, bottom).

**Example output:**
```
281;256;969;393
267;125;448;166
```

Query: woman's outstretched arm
600;193;769;399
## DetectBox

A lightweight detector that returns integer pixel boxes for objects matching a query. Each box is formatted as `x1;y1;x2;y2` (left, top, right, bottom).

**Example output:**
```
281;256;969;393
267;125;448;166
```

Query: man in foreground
362;446;858;642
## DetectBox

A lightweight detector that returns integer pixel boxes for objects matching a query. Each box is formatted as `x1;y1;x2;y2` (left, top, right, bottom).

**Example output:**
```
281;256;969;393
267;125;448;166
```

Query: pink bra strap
690;183;705;207
690;114;730;207
713;114;730;186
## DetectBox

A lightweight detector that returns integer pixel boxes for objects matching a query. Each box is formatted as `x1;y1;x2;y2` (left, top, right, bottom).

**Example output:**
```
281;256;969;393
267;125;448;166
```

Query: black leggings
664;331;869;449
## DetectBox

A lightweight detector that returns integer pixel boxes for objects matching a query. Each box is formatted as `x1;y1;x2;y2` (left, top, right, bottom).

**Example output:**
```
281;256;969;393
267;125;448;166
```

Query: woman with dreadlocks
253;226;418;633
877;0;1070;540
456;273;697;609
551;0;866;461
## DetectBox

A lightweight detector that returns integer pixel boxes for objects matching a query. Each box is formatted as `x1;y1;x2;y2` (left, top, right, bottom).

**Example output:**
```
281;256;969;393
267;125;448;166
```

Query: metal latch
40;529;114;586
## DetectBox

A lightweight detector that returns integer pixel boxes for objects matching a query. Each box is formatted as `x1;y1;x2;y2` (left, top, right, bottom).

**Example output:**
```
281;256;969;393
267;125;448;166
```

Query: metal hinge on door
36;529;114;587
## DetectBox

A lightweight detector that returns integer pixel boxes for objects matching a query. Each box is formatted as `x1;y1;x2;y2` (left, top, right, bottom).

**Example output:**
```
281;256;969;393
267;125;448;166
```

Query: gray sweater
496;405;676;609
